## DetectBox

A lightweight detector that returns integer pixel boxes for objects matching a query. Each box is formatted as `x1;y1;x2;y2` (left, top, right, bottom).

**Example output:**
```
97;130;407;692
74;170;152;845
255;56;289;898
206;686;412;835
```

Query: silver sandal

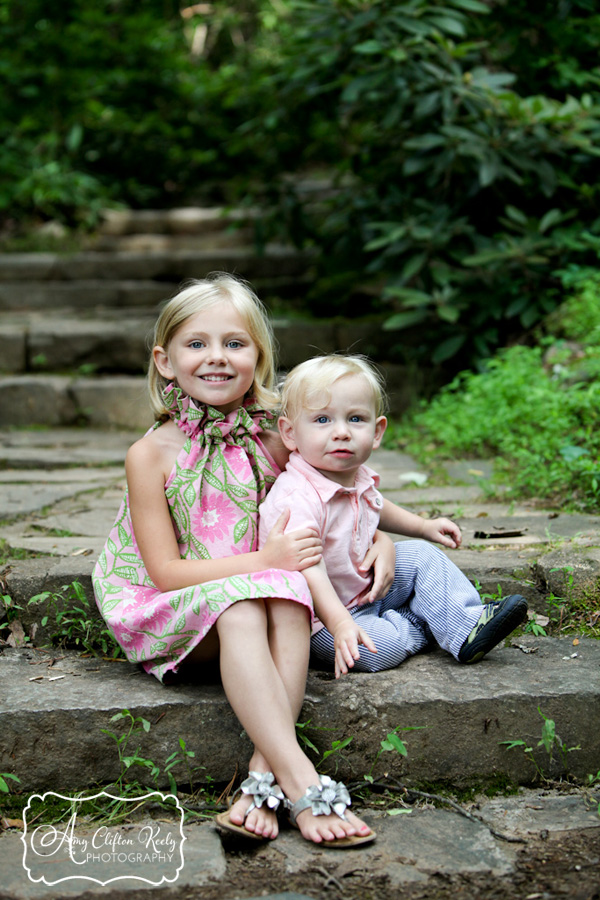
288;775;376;848
215;771;284;840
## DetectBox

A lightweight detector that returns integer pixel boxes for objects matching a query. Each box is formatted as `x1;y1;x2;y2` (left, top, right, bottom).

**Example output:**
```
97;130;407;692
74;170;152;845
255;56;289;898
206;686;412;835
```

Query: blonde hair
280;355;387;422
148;273;278;420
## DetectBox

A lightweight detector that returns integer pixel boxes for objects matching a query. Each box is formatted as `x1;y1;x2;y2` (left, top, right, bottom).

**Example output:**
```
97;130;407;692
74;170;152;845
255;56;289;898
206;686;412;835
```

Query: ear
372;416;387;450
153;345;174;380
278;416;298;452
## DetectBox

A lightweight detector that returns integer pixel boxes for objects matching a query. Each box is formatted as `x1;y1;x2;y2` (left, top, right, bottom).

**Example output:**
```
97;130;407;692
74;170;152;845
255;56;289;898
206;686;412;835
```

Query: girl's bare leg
228;599;310;837
217;599;372;844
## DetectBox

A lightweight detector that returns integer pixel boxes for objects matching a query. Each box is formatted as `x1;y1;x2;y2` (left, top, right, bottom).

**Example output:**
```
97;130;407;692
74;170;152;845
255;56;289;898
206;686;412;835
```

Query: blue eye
315;415;329;424
190;340;204;349
349;415;363;423
227;340;243;349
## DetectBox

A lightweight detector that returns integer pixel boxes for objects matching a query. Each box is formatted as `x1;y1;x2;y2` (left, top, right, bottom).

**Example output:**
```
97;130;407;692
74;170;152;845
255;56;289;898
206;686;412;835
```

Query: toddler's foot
458;594;528;664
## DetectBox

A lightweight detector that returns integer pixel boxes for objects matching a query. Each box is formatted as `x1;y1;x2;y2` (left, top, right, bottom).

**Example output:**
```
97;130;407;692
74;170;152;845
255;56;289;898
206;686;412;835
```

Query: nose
332;420;351;439
206;342;227;365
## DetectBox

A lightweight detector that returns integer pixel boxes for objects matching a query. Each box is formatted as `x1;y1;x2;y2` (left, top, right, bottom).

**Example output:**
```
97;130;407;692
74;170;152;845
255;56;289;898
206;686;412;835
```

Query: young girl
92;274;376;847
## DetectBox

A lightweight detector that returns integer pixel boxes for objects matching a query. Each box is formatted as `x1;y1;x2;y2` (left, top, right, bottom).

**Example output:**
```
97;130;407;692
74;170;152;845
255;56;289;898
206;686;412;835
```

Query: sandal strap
240;771;284;817
288;775;351;825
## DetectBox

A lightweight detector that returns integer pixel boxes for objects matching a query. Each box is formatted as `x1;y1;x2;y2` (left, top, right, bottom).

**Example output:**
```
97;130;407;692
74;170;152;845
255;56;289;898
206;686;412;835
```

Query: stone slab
1;638;599;793
0;821;225;899
0;429;141;469
0;786;597;900
0;282;173;312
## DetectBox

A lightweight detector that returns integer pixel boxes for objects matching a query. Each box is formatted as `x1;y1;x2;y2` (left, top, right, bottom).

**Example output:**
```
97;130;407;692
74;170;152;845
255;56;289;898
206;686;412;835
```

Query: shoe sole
459;595;528;664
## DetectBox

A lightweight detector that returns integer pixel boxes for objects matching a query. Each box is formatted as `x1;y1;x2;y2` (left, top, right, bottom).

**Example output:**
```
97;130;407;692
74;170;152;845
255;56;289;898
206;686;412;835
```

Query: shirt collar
286;450;380;502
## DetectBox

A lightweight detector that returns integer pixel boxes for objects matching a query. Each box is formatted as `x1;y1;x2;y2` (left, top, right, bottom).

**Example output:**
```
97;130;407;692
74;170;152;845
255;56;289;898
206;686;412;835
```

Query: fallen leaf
7;621;27;648
573;638;580;646
398;471;428;486
1;818;24;830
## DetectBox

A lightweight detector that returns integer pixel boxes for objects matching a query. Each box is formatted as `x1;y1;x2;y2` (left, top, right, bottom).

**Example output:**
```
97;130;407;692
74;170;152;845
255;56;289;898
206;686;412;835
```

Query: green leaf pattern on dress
92;388;313;683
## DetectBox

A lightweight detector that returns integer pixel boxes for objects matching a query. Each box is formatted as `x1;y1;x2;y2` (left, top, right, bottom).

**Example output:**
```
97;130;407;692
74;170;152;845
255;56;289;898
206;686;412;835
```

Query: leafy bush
240;0;600;367
386;274;600;511
0;0;250;225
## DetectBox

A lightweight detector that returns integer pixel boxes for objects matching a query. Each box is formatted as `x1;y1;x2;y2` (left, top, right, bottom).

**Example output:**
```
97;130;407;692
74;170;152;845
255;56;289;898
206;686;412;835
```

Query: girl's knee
267;598;310;625
217;598;266;634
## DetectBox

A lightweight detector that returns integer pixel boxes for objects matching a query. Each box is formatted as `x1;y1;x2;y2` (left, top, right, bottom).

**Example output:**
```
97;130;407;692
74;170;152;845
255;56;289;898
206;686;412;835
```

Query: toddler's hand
333;623;377;679
423;517;462;549
358;532;396;603
262;509;322;571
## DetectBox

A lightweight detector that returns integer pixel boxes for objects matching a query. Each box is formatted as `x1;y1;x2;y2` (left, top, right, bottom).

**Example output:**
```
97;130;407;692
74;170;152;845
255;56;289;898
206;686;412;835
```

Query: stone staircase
1;209;600;800
0;206;413;429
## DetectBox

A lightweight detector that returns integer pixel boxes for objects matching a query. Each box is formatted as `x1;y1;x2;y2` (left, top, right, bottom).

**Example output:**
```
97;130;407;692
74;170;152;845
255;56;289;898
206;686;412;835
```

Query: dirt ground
200;829;600;900
45;826;596;900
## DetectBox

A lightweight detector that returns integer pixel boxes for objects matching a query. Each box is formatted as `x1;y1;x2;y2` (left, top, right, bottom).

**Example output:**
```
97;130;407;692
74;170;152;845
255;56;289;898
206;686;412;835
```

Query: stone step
0;310;397;377
2;435;600;793
97;205;259;237
3;436;600;624
0;245;312;293
1;637;599;793
0;375;153;429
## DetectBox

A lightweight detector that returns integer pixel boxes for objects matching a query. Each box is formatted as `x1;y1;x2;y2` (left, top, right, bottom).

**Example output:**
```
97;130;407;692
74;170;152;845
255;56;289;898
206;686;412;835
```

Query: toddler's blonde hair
148;273;278;420
280;355;387;422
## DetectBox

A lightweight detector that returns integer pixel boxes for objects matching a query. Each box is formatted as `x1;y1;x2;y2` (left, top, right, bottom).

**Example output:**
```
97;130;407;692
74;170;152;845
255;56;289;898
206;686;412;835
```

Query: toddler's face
279;374;387;487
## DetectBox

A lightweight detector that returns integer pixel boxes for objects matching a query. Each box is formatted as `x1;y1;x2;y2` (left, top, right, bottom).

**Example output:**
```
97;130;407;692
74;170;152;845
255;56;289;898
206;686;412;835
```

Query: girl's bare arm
126;431;321;593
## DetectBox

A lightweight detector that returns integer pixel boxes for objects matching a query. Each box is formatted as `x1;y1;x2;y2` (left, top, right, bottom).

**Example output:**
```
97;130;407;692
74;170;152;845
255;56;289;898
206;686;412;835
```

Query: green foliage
500;707;581;783
240;0;600;365
100;709;207;817
0;772;20;793
365;724;426;782
27;580;124;657
3;0;600;372
386;274;600;511
472;0;600;99
0;0;250;225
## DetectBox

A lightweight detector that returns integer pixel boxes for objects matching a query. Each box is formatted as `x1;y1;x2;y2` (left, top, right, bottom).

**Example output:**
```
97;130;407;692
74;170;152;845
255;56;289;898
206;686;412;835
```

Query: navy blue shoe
458;595;528;664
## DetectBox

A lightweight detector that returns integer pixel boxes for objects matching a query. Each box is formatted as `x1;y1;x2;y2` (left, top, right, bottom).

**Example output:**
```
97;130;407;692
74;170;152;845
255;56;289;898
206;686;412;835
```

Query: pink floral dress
92;385;313;683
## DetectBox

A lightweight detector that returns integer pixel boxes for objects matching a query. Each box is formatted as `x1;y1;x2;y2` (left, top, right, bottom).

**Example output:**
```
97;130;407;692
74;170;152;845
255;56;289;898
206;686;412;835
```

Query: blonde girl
93;274;375;847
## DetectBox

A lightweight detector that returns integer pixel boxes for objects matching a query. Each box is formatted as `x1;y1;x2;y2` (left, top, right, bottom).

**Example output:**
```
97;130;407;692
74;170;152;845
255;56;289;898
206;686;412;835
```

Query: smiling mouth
200;374;233;382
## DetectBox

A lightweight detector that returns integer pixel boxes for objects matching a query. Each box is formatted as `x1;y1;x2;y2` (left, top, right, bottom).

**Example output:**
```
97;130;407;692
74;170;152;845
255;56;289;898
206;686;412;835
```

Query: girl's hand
333;622;377;679
422;517;462;549
358;531;396;603
262;509;322;571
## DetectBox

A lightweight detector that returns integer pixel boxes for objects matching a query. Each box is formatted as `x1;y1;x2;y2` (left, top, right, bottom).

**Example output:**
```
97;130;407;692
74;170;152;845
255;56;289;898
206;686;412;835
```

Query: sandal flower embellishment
303;776;351;820
241;771;285;814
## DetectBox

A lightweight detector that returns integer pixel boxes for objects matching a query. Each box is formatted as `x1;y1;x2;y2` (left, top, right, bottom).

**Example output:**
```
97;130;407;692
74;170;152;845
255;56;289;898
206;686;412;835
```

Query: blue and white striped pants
310;541;483;672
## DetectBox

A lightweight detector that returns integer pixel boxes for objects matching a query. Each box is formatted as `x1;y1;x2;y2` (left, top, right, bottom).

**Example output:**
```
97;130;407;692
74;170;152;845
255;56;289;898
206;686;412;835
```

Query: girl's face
153;301;259;414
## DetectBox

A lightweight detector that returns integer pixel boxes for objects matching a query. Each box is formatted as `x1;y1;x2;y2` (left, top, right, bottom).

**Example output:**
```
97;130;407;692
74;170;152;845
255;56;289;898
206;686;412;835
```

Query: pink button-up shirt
259;451;384;632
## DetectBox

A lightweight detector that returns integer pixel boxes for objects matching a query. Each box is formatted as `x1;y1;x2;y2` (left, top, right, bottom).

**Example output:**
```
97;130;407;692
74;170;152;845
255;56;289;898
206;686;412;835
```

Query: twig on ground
352;778;527;844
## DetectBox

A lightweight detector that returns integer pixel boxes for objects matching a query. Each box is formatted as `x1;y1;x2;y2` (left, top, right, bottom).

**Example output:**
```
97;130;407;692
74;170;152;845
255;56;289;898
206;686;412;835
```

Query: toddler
259;355;528;678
